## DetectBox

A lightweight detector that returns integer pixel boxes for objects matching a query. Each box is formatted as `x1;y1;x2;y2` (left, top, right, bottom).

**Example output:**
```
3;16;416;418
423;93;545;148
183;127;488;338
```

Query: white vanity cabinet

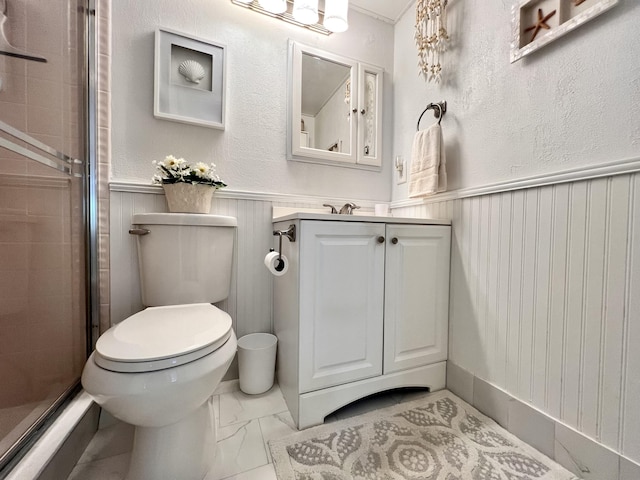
273;214;451;429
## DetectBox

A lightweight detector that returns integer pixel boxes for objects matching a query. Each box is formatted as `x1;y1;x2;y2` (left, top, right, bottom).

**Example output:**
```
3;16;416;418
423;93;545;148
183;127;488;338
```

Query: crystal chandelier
231;0;349;34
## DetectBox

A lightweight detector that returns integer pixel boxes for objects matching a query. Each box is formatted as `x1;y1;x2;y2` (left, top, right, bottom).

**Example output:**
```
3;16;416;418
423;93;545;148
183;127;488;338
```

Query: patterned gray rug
269;390;579;480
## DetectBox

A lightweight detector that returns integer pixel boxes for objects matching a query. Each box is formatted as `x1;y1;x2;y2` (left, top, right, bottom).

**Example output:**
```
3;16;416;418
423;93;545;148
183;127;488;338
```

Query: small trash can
237;333;278;395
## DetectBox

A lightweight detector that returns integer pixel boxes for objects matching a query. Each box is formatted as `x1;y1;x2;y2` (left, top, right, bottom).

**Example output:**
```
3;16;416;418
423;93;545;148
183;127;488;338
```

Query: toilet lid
94;303;232;373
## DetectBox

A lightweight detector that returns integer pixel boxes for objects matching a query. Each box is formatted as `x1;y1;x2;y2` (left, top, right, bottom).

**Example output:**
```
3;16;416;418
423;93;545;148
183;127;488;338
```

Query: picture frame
510;0;618;63
154;28;226;129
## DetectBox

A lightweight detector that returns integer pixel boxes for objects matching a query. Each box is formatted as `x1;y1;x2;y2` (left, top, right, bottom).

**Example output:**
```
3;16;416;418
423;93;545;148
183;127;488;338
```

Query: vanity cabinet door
299;221;385;393
383;225;451;374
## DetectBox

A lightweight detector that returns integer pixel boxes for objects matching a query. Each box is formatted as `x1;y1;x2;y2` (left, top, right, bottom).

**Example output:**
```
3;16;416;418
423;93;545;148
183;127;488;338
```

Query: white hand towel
408;123;447;198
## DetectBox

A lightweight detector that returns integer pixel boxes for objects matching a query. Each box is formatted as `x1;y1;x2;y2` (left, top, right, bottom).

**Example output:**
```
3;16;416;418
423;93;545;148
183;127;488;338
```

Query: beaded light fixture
415;0;449;83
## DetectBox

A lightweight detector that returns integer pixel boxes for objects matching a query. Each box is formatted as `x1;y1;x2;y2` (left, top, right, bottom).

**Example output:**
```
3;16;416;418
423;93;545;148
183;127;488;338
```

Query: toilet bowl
82;303;237;480
82;213;238;480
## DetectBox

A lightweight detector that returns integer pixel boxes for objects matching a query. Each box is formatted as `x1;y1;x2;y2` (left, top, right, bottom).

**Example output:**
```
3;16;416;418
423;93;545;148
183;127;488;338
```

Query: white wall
108;1;640;458
392;0;640;198
391;0;640;465
111;0;394;201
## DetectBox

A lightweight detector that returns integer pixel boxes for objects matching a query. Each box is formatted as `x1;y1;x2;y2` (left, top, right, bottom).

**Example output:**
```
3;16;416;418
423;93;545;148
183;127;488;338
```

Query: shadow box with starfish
510;0;619;63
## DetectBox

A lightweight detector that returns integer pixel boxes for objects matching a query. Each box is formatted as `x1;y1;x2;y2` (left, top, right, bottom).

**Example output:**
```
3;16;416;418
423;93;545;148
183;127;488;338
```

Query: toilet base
125;396;217;480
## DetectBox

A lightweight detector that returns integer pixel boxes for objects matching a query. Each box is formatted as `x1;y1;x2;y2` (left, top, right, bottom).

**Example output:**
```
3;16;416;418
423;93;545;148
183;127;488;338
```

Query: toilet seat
94;303;232;373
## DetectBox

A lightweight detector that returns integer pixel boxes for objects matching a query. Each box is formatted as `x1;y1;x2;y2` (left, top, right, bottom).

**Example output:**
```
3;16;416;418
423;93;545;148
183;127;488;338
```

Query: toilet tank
131;213;237;306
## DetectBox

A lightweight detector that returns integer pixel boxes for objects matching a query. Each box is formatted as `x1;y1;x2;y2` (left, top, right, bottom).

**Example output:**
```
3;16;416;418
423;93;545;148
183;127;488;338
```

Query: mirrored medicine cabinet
287;40;383;169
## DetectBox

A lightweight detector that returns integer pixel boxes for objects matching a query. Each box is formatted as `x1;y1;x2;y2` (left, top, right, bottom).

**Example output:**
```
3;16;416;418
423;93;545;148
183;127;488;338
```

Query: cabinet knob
352;108;358;113
360;109;366;115
377;236;385;244
391;237;398;244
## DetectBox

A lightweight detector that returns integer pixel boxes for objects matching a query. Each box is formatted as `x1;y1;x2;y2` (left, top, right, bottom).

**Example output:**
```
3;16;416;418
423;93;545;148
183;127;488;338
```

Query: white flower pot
162;183;215;214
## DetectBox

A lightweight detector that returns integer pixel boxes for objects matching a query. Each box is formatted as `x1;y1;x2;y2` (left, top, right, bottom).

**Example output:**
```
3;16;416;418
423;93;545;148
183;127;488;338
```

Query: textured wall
392;0;640;198
393;172;640;463
111;0;394;201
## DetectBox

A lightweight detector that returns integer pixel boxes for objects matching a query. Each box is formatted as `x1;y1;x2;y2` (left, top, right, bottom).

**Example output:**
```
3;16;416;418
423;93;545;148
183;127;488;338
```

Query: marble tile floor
66;385;433;480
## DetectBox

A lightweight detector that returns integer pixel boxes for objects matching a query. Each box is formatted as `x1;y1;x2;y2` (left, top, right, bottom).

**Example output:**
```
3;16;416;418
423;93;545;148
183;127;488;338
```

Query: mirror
301;53;352;155
288;41;383;168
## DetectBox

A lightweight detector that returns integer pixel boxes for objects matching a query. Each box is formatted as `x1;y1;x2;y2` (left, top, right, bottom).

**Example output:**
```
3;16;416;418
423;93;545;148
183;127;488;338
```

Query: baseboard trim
446;360;640;479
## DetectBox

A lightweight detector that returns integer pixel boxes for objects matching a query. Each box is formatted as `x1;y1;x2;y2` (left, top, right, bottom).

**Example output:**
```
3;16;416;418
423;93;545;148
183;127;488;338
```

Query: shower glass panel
0;0;88;468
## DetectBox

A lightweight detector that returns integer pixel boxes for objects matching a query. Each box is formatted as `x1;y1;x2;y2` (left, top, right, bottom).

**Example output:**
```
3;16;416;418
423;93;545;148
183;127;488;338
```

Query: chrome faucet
323;204;338;214
339;202;360;215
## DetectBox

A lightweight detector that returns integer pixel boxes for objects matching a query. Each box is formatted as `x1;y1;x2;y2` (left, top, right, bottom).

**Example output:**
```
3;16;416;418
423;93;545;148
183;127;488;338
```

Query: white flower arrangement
152;155;227;189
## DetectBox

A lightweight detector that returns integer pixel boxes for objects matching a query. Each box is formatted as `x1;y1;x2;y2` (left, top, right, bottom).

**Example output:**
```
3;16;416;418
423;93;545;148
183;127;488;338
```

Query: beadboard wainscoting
392;172;640;464
111;189;291;331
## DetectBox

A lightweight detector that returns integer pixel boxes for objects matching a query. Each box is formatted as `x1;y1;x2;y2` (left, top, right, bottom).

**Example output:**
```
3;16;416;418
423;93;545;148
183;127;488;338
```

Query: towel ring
417;101;447;131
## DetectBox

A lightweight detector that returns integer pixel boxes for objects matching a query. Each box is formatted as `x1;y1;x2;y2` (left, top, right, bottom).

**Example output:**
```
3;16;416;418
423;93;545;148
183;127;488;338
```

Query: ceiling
348;0;414;24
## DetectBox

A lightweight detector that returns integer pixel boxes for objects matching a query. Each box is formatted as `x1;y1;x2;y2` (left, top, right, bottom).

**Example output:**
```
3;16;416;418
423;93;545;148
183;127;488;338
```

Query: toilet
82;213;238;480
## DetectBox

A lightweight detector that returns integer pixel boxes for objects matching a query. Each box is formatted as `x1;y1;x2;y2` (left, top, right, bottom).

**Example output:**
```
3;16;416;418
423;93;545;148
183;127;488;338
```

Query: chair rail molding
392;155;640;208
109;181;383;209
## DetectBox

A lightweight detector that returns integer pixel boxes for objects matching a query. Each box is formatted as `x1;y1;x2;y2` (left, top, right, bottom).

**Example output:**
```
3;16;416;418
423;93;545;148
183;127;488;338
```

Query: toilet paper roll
264;251;289;276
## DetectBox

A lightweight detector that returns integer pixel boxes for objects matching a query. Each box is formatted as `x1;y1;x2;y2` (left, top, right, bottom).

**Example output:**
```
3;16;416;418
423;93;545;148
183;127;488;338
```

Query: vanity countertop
273;212;451;226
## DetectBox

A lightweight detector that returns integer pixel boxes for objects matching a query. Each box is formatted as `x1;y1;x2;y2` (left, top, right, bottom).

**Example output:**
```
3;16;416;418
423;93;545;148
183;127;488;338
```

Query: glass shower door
0;0;88;468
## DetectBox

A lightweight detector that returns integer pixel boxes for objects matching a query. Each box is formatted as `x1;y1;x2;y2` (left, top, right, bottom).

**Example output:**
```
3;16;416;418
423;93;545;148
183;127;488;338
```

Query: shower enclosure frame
0;0;99;473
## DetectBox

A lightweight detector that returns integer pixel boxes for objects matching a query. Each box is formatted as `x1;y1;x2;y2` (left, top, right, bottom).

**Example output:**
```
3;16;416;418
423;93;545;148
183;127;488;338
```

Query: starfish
524;8;556;42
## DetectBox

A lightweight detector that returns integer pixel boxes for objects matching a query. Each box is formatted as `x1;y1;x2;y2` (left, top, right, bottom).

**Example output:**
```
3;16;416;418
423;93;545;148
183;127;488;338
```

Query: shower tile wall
96;0;112;337
0;1;83;168
392;173;640;463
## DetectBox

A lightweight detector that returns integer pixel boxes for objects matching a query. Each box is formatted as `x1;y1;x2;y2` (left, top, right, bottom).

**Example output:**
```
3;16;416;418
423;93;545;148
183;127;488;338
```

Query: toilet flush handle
128;228;150;235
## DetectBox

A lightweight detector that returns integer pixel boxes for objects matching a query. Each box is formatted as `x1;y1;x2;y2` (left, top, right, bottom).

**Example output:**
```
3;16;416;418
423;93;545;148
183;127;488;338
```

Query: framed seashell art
510;0;618;63
154;28;226;129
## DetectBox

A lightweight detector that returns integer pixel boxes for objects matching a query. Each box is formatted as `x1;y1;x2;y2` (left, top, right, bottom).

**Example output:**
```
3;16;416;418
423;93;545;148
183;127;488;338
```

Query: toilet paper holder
271;225;296;272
